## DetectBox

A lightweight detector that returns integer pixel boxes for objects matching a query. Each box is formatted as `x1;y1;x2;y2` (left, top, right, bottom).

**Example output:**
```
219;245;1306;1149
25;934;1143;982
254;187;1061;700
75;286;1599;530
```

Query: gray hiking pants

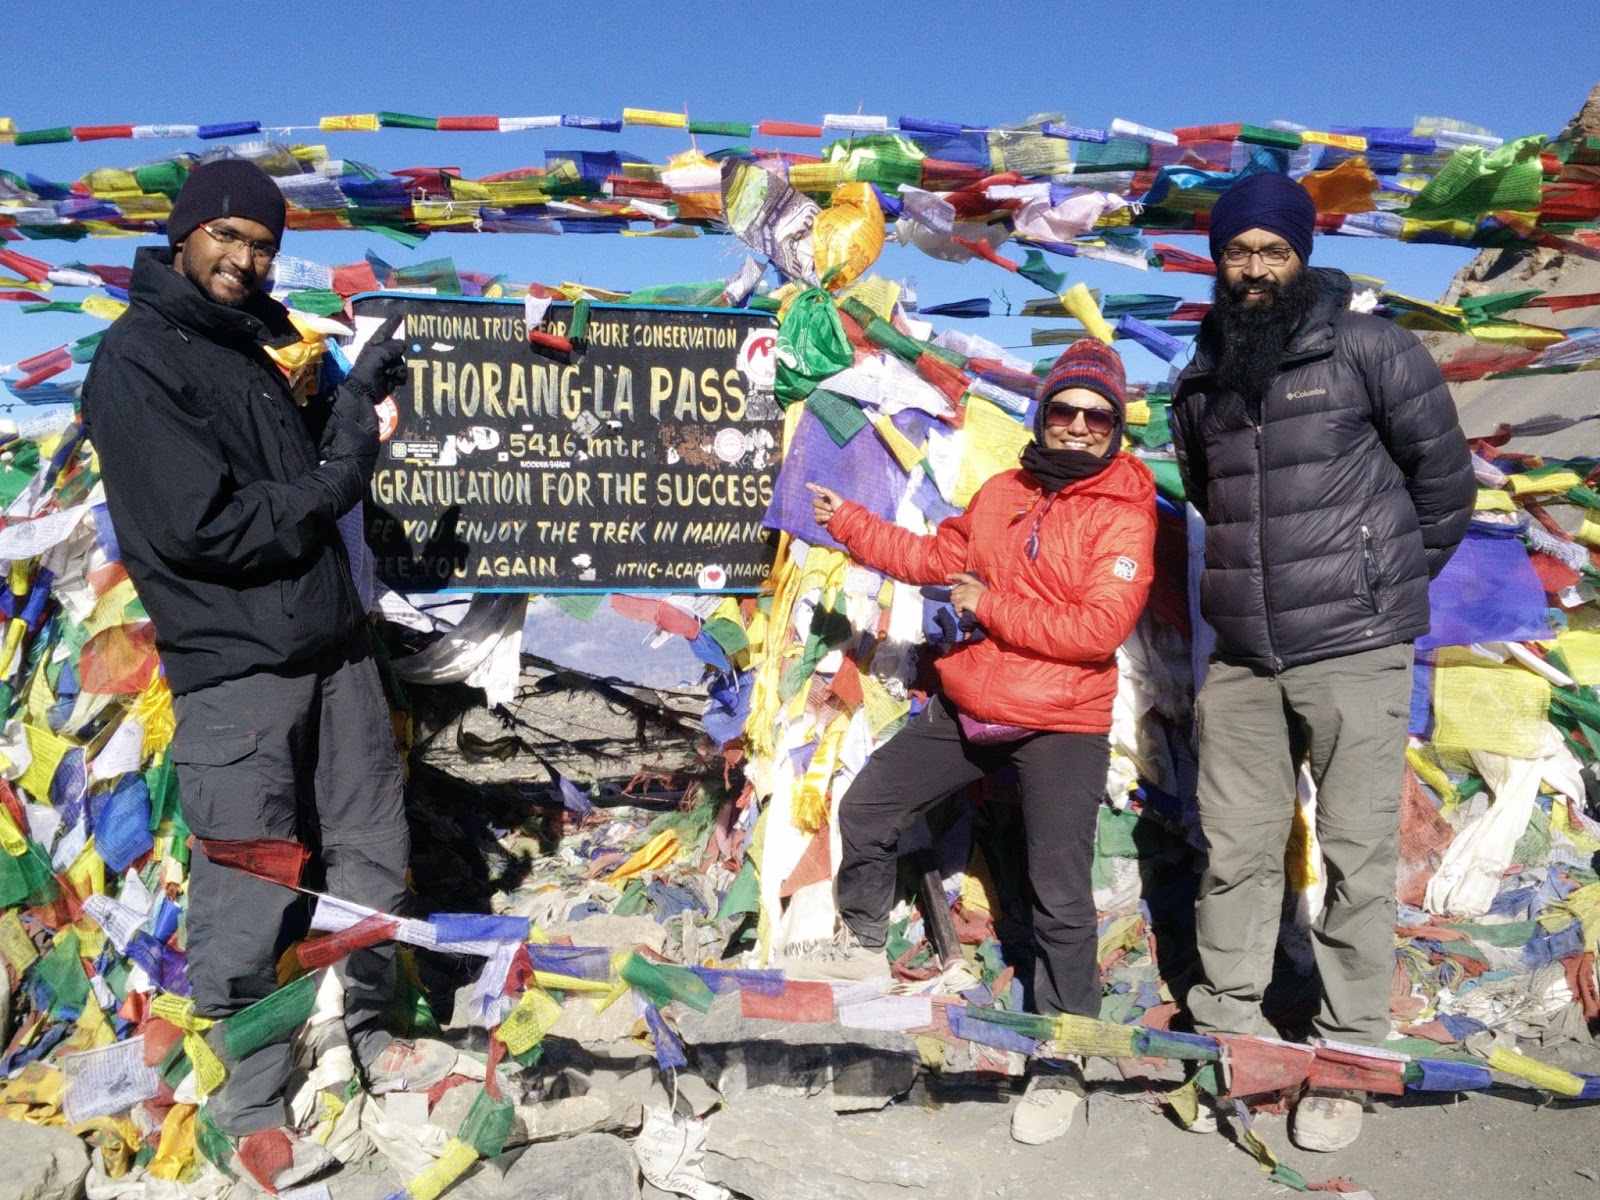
1186;642;1413;1047
172;641;408;1135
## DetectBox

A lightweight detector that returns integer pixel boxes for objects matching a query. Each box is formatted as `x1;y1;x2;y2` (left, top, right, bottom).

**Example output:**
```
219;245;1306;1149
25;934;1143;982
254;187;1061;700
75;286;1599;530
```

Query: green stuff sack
774;289;853;408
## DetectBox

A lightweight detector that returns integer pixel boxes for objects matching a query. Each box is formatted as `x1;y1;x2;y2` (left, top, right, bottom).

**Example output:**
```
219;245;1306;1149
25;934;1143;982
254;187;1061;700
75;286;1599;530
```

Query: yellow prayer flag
1123;400;1150;427
406;1138;481;1200
147;1103;197;1181
80;295;128;322
66;841;107;901
318;114;380;132
870;414;924;473
1430;651;1552;758
1302;130;1367;151
18;722;71;804
1059;283;1115;345
185;1031;227;1098
1051;1013;1139;1058
495;986;564;1056
788;163;846;193
529;970;613;994
1507;470;1584;496
623;108;688;129
1486;1045;1587;1096
1474;489;1515;512
1467;323;1569;348
0;909;39;974
1550;628;1600;683
0;807;29;857
604;830;682;884
857;674;910;741
954;396;1031;507
793;713;850;834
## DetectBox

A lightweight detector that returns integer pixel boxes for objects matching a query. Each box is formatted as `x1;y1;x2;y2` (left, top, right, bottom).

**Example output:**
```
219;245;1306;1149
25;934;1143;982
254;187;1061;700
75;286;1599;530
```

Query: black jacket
1170;267;1475;673
82;247;368;694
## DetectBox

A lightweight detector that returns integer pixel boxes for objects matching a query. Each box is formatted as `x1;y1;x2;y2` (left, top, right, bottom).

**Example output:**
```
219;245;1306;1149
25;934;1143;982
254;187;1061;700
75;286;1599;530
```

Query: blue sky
3;0;1598;406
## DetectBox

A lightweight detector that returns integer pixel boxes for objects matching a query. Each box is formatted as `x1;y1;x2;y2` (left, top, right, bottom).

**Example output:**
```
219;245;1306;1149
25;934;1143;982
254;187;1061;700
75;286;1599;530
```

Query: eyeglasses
198;222;279;262
1044;401;1118;436
1219;243;1295;267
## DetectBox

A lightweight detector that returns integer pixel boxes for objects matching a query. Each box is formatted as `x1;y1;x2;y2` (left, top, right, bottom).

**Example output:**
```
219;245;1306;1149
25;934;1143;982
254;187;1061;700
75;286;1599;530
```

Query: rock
545;914;670;956
701;1093;979;1200
492;1133;640;1200
676;994;919;1112
0;1121;91;1200
550;995;645;1046
516;1094;639;1142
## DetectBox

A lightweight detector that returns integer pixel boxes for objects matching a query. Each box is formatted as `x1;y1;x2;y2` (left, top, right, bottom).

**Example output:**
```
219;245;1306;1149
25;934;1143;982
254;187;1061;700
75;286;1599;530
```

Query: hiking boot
1184;1092;1220;1135
361;1037;458;1096
1290;1088;1365;1152
233;1127;336;1194
1010;1058;1087;1145
782;925;891;984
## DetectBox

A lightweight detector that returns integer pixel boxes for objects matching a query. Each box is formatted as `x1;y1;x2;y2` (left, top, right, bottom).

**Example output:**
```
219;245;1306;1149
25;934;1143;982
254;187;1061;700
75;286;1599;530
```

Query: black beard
1210;268;1320;402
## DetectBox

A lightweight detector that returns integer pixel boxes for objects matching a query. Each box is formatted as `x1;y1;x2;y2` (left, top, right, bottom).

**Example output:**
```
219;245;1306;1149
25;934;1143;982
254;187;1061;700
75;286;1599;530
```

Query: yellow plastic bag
813;183;885;291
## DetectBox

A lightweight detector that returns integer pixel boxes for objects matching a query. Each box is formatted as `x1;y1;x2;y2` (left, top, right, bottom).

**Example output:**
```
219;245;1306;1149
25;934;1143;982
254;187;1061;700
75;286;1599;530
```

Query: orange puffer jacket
829;452;1157;734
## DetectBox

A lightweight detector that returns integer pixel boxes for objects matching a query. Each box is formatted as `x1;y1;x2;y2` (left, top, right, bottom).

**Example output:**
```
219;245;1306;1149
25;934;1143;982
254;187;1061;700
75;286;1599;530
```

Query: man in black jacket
81;159;454;1188
1170;172;1474;1152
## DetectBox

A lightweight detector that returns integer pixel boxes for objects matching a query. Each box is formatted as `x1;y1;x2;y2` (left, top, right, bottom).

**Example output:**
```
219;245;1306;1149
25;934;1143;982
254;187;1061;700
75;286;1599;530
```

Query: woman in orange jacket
807;337;1156;1145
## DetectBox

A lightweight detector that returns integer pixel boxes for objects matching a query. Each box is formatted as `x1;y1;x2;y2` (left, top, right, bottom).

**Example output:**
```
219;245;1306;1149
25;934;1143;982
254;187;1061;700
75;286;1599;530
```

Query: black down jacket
1170;267;1475;673
81;247;367;695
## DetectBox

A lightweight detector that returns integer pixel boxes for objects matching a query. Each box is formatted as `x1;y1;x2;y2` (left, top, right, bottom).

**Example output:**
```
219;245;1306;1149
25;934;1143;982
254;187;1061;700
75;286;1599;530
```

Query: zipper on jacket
1254;415;1283;673
1359;524;1380;612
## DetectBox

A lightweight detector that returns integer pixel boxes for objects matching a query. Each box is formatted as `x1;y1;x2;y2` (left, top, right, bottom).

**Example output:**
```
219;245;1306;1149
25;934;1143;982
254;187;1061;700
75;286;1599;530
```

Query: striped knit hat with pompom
1035;338;1126;436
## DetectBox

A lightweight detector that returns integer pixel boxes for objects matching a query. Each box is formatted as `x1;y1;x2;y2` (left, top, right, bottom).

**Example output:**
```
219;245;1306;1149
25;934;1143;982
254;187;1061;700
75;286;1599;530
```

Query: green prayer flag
688;121;752;138
701;616;750;659
547;593;605;621
619;952;714;1013
805;389;870;447
1018;250;1068;295
379;112;439;130
222;972;317;1060
1404;134;1547;223
16;127;74;146
286;290;349;317
458;1087;515;1158
38;932;90;1015
715;857;760;921
1238;125;1302;150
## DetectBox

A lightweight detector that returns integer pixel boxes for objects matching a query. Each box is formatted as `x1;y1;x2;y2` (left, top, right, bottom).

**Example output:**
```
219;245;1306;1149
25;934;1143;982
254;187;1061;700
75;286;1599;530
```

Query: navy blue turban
1208;172;1316;266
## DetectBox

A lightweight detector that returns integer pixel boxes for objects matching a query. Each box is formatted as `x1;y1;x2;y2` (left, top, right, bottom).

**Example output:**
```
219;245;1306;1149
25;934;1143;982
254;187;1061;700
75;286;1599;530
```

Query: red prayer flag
1307;1046;1406;1096
1153;244;1217;276
778;826;831;899
438;115;501;132
71;125;135;142
756;121;822;139
295;913;399;971
1219;1035;1314;1098
199;837;311;889
740;980;835;1023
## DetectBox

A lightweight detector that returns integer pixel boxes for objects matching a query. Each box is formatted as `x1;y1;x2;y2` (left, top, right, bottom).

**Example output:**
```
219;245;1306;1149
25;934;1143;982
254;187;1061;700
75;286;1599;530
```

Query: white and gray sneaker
782;925;892;984
1010;1058;1088;1145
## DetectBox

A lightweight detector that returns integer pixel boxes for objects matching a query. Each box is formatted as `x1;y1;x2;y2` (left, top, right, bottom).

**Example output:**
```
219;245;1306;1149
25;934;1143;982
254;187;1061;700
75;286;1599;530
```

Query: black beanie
167;159;287;248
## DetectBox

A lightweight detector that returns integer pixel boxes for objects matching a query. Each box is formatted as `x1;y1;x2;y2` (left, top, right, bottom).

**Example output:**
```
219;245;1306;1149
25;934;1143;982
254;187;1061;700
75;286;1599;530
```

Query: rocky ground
3;1027;1596;1200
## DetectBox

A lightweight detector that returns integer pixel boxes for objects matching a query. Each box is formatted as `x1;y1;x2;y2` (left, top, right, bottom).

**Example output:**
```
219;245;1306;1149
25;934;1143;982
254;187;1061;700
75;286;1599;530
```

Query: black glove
342;315;408;403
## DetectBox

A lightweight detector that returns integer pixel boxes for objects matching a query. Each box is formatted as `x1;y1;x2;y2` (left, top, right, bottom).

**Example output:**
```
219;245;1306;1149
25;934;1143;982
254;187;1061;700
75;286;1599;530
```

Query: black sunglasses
1043;401;1118;436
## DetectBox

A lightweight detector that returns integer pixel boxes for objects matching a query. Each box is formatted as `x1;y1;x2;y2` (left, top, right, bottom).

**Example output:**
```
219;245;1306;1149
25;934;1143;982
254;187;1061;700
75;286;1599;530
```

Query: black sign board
351;294;782;592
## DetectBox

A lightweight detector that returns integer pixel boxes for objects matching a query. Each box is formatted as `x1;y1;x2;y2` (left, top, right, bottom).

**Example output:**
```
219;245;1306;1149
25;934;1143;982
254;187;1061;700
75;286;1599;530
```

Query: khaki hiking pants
1186;642;1413;1047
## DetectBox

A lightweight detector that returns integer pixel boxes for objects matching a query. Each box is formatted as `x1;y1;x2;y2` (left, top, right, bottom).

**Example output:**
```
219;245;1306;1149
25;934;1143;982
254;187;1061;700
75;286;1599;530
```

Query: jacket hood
129;245;295;347
1185;266;1353;377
